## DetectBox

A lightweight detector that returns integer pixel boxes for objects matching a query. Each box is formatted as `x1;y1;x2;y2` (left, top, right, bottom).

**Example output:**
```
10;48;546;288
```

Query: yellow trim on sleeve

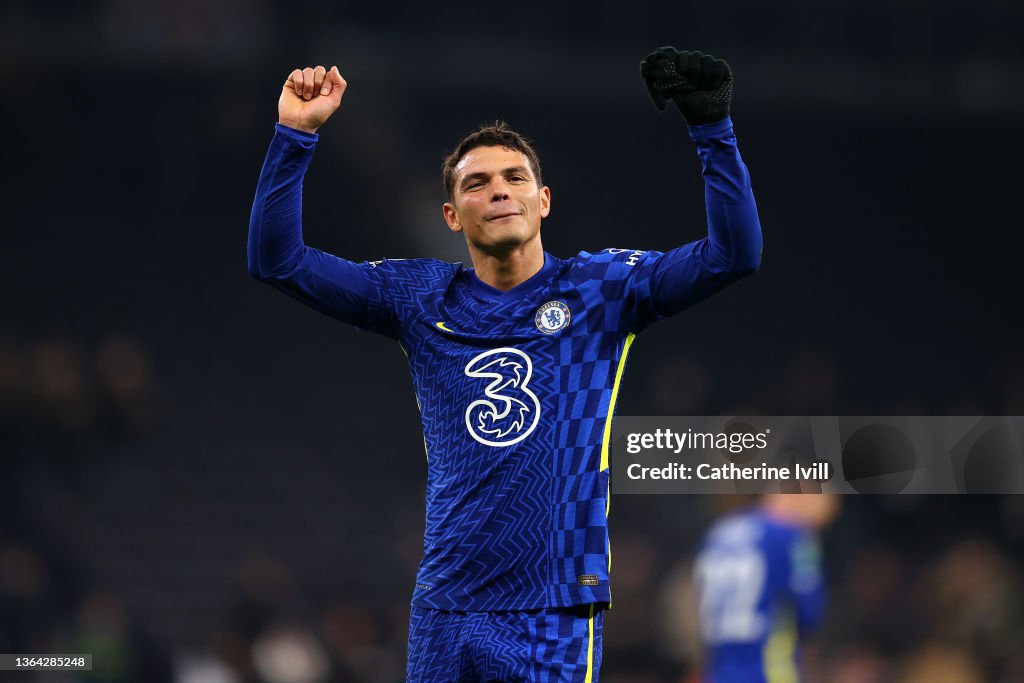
600;333;636;607
607;504;612;574
600;333;636;472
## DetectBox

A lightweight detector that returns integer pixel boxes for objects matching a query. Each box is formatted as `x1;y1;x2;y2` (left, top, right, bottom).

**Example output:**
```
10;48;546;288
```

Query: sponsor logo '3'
464;347;541;447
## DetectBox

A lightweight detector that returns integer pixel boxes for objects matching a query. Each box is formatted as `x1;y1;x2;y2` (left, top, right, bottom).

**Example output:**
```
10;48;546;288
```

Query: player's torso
393;256;632;610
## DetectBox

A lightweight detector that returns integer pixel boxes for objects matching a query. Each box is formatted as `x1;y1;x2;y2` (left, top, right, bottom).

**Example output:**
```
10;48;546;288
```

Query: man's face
443;145;551;255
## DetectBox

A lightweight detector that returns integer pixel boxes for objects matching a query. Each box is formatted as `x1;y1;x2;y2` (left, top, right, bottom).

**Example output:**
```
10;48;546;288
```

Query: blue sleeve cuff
274;122;319;143
687;115;734;142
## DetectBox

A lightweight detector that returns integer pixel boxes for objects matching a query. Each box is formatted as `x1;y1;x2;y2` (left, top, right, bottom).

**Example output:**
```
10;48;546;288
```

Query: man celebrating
248;49;762;682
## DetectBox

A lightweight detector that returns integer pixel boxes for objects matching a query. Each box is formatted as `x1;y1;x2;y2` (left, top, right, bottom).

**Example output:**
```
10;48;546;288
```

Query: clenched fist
278;65;347;134
640;49;731;125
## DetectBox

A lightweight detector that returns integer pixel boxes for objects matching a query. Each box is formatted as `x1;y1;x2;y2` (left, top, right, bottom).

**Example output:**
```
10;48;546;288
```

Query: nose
489;178;511;201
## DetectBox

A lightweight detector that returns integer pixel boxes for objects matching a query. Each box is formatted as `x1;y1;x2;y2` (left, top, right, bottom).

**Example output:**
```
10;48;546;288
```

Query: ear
443;202;463;233
539;185;551;219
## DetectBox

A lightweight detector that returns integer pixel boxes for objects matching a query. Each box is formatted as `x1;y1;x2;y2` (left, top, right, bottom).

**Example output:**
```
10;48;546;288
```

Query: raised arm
638;49;763;317
248;66;395;335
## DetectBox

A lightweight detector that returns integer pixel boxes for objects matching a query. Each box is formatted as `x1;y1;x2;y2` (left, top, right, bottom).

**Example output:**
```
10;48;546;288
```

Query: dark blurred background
2;1;1024;682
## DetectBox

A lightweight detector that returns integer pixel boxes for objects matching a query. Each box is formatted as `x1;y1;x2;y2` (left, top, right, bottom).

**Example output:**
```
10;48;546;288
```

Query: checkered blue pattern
407;604;603;683
249;123;761;668
356;249;666;611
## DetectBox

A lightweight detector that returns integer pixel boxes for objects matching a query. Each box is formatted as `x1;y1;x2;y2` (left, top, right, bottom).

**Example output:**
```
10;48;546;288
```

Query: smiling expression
443;145;551;255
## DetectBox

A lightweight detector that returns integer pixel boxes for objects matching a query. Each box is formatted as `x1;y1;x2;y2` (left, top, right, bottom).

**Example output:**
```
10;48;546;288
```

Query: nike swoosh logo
436;321;454;333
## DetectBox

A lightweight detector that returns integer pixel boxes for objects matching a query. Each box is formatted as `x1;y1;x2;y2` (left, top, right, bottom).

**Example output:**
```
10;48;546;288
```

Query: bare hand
278;65;347;134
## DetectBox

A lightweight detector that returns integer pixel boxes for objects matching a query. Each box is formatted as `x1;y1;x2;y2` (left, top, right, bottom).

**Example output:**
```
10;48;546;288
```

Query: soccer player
248;48;762;682
694;495;839;683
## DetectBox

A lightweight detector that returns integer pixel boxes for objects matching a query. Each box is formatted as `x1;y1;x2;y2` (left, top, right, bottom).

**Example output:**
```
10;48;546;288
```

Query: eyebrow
459;166;532;188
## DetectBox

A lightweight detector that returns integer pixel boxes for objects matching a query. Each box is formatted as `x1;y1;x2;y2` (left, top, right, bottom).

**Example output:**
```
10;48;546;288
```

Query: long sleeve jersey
248;117;762;611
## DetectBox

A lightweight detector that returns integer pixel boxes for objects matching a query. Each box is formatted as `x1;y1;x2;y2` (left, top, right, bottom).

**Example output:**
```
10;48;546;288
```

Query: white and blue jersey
695;509;826;683
248;118;762;614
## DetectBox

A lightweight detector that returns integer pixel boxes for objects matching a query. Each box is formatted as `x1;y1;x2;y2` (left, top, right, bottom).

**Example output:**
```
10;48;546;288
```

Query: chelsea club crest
535;301;571;334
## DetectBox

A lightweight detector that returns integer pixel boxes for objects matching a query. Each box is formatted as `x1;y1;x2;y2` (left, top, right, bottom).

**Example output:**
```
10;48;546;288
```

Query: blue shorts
407;603;604;682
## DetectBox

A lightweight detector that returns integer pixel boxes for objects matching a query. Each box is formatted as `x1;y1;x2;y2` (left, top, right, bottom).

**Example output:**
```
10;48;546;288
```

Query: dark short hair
441;121;543;201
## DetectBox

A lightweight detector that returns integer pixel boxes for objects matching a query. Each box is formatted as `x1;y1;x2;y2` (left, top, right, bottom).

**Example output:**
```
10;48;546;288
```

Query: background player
248;49;762;681
694;494;840;682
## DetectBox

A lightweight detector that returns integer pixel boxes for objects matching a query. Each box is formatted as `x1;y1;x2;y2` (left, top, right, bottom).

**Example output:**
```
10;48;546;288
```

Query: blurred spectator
251;623;330;683
95;333;160;437
0;331;161;444
321;600;402;683
0;333;24;420
898;645;984;683
175;652;241;683
820;544;912;655
0;542;60;652
817;645;889;683
228;553;293;643
28;336;95;432
61;592;134;683
915;539;1024;678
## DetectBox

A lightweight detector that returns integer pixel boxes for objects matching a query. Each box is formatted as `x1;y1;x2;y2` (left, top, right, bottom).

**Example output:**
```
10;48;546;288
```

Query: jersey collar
463;252;557;301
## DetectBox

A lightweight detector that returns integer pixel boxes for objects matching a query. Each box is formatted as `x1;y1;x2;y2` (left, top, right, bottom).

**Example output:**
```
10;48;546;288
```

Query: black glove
640;48;732;125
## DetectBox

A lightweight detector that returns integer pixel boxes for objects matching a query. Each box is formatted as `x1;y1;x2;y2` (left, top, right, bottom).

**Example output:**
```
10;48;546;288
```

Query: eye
510;176;526;182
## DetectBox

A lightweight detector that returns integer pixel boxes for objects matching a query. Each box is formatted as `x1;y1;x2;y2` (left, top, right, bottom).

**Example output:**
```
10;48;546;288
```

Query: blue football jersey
353;249;667;610
695;509;826;683
248;119;762;612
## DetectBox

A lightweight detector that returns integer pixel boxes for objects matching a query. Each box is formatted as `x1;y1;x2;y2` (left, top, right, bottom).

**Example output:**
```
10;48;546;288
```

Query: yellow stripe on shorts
584;603;595;683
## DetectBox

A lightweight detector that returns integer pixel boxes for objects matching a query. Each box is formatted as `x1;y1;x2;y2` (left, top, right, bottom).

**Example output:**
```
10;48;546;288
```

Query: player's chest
404;282;622;380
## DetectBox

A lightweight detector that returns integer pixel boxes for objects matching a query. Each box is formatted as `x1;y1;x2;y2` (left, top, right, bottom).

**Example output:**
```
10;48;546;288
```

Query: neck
759;494;834;529
468;235;545;291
